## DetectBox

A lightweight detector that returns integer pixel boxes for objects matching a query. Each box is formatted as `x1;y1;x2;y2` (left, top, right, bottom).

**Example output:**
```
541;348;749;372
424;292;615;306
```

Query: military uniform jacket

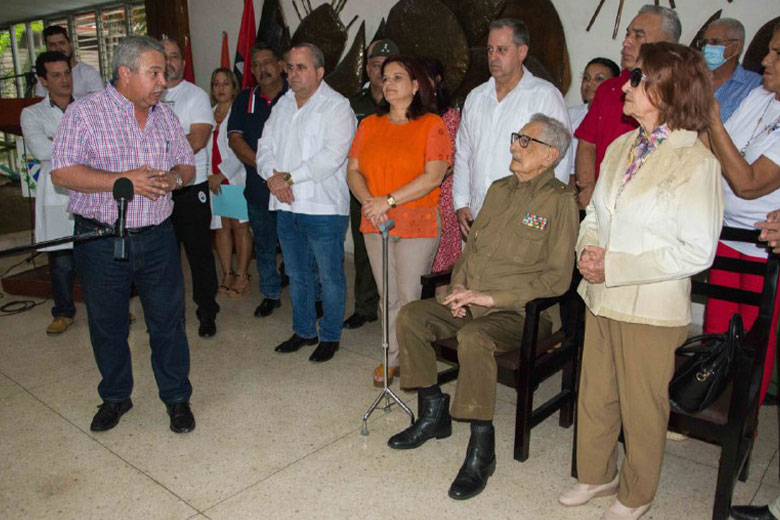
447;169;579;318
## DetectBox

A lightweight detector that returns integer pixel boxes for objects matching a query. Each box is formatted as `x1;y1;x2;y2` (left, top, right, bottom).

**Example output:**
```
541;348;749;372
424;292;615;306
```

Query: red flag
234;0;257;89
183;35;195;82
220;32;230;69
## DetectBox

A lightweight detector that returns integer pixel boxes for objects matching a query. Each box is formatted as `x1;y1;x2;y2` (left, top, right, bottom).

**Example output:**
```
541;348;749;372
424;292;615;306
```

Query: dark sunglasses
510;132;553;148
629;67;647;88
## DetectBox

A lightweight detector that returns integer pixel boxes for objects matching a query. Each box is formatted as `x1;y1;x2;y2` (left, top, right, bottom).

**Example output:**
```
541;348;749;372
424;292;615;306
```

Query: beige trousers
576;310;688;507
363;232;439;366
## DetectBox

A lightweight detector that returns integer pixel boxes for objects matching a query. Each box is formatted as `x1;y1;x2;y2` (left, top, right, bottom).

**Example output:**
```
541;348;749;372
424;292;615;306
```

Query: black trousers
171;181;219;321
349;193;378;318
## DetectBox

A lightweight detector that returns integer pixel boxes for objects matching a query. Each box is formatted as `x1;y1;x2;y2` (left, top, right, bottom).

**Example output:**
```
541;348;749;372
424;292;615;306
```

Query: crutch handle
379;220;395;237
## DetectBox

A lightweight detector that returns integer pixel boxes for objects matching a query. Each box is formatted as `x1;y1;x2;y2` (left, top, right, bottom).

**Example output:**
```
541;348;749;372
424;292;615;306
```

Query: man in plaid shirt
51;35;197;434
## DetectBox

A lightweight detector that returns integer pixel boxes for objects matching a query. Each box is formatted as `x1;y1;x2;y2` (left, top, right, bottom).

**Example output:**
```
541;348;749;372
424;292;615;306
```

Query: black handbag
669;314;744;414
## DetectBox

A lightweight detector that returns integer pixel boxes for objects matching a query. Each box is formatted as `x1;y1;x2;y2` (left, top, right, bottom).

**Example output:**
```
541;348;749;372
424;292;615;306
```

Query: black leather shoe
448;422;496;500
90;399;133;432
730;505;778;520
254;298;281;317
343;313;378;329
198;318;216;338
315;301;324;319
275;334;318;353
309;341;339;362
167;402;196;433
388;392;452;449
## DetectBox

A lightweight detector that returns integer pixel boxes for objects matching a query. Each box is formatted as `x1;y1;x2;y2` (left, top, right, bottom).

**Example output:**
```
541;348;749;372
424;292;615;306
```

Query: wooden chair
420;264;585;462
569;226;780;520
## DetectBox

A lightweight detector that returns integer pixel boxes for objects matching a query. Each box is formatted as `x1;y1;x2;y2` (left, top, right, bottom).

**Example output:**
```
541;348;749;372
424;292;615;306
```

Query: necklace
740;97;780;157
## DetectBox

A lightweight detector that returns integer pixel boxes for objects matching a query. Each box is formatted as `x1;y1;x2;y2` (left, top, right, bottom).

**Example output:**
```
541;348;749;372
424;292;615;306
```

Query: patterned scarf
621;124;670;188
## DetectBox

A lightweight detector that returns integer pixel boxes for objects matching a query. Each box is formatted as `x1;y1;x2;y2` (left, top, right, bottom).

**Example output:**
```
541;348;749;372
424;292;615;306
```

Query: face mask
702;44;736;71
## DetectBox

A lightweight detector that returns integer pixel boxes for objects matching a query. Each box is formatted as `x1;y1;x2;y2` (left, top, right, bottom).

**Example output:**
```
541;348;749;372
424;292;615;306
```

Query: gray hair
111;35;165;83
638;4;682;43
529;113;571;168
708;18;746;55
287;42;325;69
489;18;530;47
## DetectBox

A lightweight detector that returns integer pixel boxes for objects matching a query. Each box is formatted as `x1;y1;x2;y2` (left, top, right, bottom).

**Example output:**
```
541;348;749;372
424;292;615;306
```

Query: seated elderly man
388;113;579;500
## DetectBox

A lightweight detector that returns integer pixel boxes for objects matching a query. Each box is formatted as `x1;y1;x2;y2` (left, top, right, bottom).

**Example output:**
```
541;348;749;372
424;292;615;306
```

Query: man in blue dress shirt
700;18;762;123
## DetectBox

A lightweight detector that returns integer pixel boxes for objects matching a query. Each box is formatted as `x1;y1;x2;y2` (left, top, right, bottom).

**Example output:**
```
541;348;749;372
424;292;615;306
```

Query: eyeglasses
695;37;738;50
510;132;552;148
629;67;646;88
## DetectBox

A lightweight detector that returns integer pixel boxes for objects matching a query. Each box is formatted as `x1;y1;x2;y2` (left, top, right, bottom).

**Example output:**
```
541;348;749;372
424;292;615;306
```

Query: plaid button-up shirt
51;84;194;227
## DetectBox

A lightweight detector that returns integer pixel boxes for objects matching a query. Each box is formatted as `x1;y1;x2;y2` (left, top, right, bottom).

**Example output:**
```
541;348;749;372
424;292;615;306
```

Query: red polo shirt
574;69;639;179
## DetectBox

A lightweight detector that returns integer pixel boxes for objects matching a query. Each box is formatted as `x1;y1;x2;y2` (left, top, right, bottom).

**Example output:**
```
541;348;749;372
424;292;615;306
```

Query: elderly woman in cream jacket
558;43;724;520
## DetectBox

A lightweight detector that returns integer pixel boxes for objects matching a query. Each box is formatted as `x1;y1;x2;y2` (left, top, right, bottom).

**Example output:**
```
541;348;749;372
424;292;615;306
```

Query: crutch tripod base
360;219;415;436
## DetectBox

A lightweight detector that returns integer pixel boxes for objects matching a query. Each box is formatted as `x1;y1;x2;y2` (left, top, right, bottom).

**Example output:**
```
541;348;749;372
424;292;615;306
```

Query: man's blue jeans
247;200;282;300
49;249;76;318
74;217;192;404
276;211;348;342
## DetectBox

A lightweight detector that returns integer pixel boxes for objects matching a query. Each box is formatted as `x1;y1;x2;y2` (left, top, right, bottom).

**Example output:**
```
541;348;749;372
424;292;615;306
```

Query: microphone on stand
113;178;134;260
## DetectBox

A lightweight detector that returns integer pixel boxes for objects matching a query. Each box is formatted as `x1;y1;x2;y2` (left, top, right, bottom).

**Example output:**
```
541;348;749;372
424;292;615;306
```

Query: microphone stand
0;178;132;259
0;225;116;259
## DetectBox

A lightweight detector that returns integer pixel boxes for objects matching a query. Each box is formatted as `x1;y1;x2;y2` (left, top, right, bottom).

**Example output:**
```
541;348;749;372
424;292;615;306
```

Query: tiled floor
0;253;777;519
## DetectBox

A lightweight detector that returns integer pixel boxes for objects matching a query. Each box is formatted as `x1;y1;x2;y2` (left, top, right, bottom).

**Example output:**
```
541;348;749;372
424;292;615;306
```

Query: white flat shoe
558;474;619;507
601;499;650;520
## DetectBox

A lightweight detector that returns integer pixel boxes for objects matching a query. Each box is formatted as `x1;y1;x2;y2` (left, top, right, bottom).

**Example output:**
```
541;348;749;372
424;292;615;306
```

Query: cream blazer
577;128;724;327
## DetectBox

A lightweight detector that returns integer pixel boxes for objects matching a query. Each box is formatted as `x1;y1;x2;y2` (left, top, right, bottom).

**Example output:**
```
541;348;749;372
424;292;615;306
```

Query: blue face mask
702;44;735;71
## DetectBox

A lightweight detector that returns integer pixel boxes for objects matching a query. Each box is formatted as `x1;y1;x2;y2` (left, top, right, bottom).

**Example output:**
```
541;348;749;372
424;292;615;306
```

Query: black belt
76;215;165;236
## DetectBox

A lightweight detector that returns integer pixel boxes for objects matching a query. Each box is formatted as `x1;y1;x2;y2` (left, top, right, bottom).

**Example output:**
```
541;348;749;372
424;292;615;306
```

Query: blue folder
211;184;248;221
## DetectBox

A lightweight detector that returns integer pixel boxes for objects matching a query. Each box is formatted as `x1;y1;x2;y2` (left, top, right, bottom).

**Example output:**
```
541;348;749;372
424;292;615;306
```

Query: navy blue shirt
227;81;288;206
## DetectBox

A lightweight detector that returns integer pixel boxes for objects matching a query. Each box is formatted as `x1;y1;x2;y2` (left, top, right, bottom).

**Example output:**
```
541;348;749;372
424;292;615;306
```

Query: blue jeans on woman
74;217;192;404
276;211;348;342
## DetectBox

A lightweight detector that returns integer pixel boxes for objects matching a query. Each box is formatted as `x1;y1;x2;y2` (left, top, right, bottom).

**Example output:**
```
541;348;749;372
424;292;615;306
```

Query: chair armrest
421;268;452;300
524;293;565;317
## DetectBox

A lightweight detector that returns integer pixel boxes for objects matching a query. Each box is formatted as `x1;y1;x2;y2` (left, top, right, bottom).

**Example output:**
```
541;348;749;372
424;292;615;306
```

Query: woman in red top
347;56;452;386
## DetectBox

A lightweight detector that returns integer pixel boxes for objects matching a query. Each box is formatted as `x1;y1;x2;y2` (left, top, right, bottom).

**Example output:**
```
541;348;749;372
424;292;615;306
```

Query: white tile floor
0;253;777;519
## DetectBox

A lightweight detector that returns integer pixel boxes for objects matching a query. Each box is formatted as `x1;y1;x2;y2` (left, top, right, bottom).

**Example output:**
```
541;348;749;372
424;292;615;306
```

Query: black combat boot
448;421;496;500
387;392;452;449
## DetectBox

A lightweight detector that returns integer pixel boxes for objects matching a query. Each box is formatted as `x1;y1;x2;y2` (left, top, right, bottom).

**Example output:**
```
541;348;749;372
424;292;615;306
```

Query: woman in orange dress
347;56;452;386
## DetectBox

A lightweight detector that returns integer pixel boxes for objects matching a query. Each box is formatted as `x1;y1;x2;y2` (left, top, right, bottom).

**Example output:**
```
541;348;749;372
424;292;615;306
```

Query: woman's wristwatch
386;194;397;208
174;172;183;190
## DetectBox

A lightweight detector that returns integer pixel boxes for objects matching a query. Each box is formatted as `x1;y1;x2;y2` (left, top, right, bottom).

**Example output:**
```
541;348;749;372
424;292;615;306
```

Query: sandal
373;364;400;388
227;273;252;298
218;271;236;296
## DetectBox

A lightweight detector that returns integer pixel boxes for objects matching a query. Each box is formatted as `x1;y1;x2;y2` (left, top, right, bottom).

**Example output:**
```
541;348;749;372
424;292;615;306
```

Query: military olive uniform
397;169;579;420
347;87;384;319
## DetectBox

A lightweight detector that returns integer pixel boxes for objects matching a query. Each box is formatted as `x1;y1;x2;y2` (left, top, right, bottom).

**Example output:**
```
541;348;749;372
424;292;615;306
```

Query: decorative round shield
384;0;470;92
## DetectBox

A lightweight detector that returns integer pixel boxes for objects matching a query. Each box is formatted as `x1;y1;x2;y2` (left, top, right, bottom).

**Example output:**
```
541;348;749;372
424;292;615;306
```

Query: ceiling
1;1;128;27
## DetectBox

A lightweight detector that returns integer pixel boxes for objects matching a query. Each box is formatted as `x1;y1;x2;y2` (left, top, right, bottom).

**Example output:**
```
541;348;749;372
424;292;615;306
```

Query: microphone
113;177;134;260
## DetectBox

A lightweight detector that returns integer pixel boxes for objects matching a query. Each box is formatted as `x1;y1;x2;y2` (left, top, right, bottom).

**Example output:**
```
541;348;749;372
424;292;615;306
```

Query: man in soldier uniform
387;114;579;500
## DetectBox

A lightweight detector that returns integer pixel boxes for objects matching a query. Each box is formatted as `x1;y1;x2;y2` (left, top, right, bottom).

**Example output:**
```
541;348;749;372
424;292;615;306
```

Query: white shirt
453;67;573;217
256;81;356;216
162;80;215;184
722;86;780;258
20;95;74;250
568;103;589;176
35;61;103;100
206;106;245;186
